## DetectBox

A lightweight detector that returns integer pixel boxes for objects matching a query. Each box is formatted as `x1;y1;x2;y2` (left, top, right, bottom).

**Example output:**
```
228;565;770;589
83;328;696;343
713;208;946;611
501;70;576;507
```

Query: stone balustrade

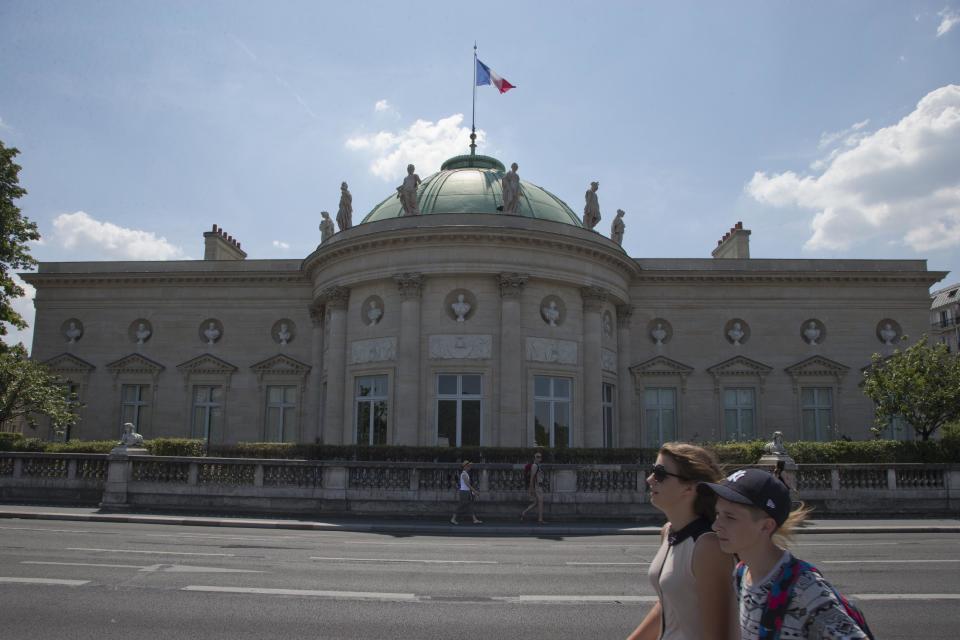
1;452;957;518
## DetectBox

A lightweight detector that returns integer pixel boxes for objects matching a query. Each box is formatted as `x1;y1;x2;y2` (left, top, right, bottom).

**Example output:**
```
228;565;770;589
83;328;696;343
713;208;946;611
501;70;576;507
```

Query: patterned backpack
735;557;875;639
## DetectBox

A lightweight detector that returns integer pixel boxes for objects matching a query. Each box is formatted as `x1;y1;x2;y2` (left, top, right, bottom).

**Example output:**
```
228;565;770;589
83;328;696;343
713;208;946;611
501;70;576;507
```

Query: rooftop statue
501;162;521;214
320;211;335;242
583;181;601;230
611;208;625;245
337;182;353;231
398;164;422;216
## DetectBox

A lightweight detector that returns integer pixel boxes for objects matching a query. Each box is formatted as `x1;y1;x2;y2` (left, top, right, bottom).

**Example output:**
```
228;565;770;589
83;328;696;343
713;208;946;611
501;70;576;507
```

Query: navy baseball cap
697;468;791;526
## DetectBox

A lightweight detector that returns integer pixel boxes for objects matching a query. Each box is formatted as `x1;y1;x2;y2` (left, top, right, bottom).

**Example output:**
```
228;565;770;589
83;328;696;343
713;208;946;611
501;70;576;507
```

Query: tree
0;140;39;352
863;337;960;441
0;344;79;433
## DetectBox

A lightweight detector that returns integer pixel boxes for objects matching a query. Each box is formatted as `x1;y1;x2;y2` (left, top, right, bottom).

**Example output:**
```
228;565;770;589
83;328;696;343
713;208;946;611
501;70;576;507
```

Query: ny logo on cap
727;470;747;482
766;499;776;510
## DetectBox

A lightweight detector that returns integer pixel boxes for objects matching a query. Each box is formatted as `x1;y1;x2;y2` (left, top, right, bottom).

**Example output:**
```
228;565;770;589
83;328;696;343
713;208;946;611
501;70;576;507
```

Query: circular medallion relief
647;318;673;345
128;319;153;345
540;295;566;327
272;319;296;345
61;318;84;344
361;295;384;326
876;319;902;346
800;318;826;345
444;289;476;323
199;318;223;345
724;318;750;345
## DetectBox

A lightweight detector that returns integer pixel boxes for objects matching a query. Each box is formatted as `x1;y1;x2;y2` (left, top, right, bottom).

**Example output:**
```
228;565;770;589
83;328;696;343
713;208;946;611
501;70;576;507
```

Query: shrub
145;438;205;457
44;440;116;454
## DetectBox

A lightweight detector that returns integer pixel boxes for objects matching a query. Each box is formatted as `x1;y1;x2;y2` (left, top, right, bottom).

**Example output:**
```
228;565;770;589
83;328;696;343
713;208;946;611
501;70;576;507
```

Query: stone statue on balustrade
110;422;148;456
320;211;335;242
611;209;625;245
397;164;422;216
501;162;521;214
583;181;601;230
337;182;353;231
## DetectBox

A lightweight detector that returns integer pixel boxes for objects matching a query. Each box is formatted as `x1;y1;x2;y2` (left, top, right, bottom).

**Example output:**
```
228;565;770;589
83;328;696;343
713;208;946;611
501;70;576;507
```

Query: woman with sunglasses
626;443;736;640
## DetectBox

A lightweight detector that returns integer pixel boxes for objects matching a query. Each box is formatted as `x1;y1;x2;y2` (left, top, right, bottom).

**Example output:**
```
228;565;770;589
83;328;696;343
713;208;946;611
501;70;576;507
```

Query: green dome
360;154;583;227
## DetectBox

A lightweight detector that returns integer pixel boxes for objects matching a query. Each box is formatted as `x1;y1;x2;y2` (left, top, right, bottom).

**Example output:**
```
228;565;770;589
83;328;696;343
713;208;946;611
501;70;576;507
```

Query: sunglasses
646;464;688;482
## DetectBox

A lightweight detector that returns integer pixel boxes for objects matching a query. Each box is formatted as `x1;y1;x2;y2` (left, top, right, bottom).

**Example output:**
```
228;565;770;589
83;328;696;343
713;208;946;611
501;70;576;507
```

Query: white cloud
272;240;290;249
817;119;870;150
50;211;187;260
0;115;9;131
937;7;960;36
345;113;485;181
374;99;391;113
747;84;960;252
1;273;36;352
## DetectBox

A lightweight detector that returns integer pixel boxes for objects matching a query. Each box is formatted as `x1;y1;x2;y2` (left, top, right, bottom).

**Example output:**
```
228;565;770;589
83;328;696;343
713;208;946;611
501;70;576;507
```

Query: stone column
393;273;423;445
581;286;607;448
616;304;636;447
497;273;528;447
318;286;349;444
308;301;325;444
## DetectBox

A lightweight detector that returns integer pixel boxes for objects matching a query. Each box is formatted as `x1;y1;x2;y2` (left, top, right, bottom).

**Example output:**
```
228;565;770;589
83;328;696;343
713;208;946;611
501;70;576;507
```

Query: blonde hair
659;442;724;521
746;501;814;547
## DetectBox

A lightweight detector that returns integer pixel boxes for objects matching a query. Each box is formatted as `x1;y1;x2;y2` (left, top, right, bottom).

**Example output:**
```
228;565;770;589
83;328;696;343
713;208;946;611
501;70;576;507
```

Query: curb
2;510;959;536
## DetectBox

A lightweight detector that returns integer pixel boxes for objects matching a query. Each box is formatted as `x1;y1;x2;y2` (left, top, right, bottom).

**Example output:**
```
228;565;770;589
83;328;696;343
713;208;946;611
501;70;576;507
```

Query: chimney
711;221;751;259
203;224;248;260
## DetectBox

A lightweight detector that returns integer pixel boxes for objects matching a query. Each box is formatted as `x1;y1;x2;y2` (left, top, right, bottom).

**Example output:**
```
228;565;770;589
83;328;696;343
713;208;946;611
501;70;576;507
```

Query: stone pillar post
394;273;423;445
616;304;636;447
318;286;349;445
497;273;528;447
308;302;325;444
581;286;607;448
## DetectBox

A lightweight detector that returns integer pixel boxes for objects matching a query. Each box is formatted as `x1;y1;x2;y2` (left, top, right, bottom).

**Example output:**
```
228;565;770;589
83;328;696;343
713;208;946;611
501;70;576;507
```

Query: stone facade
23;213;945;448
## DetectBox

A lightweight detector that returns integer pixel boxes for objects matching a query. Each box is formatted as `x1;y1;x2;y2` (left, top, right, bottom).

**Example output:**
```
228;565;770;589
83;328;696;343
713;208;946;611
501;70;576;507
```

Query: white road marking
67;547;234;557
494;595;657;604
565;562;648;566
309;556;497;565
22;561;145;569
852;593;960;600
344;541;482;547
819;559;960;565
0;526;95;534
183;585;417;601
0;577;89;586
20;560;264;573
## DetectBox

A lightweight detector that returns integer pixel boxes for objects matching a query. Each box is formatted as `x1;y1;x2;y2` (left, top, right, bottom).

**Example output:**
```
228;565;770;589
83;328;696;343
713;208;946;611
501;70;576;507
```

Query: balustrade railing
132;459;190;484
576;468;638;492
263;464;323;488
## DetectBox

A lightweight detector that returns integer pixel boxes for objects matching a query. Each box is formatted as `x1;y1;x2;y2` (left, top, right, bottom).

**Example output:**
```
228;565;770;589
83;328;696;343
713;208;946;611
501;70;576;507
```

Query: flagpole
470;42;477;156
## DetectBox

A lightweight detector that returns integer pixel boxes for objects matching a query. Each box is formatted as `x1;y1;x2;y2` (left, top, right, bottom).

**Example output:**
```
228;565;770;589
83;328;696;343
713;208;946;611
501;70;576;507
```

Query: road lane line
22;561;146;569
494;595;658;604
182;585;417;601
0;526;97;533
67;547;235;557
852;594;960;600
344;541;482;547
819;559;960;564
309;556;497;564
0;577;89;586
565;562;648;566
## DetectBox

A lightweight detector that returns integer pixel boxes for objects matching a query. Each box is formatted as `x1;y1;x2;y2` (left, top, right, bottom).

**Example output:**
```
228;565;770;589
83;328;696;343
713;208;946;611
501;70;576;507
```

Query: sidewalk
2;503;958;535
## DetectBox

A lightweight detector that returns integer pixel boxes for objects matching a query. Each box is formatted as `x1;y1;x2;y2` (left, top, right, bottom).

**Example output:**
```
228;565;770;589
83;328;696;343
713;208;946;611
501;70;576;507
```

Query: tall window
644;387;677;448
265;385;298;442
879;414;915;441
534;376;572;448
437;374;482;447
355;375;388;446
801;387;833;441
602;383;616;448
723;388;755;441
191;385;223;444
120;384;149;436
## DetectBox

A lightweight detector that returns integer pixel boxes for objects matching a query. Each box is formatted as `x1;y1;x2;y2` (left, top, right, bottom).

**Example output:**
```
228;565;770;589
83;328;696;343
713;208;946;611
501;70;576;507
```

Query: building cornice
20;271;309;288
631;270;948;285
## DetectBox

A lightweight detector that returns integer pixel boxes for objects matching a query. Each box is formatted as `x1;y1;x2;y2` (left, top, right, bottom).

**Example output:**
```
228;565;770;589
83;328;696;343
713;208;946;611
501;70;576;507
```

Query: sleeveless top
647;517;715;640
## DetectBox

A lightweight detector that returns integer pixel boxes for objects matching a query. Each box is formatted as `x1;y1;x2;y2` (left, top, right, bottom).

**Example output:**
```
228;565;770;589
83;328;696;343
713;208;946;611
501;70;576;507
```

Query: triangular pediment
706;355;773;377
250;354;311;376
629;355;694;377
106;353;165;375
785;356;849;378
42;353;95;374
176;353;238;374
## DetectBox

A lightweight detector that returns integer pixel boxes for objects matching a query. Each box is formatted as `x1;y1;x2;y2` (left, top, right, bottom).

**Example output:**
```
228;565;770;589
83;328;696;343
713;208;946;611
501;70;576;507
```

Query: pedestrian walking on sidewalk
626;443;737;640
450;461;482;525
698;469;872;639
521;451;546;524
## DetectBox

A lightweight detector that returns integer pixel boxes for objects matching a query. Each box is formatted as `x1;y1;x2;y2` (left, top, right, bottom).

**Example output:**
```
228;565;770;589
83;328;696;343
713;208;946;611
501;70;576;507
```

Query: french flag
476;59;516;94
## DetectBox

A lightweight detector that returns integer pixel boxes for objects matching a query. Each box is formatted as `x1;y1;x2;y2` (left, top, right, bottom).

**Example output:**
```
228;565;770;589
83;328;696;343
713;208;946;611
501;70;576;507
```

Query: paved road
1;520;958;639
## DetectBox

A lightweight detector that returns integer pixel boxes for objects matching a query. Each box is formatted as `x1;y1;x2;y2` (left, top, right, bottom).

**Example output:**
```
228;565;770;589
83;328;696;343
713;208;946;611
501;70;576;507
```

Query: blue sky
2;1;959;349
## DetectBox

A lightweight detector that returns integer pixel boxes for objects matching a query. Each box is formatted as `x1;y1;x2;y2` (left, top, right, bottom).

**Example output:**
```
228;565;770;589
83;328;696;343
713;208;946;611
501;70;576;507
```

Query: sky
1;1;959;350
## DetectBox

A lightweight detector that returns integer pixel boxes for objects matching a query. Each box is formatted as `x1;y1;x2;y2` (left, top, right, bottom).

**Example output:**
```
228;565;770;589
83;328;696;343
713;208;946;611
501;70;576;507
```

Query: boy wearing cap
699;469;869;639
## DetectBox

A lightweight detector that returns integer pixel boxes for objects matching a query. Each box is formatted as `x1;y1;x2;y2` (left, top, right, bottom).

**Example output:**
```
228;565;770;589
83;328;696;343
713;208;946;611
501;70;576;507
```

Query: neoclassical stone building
23;154;946;447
